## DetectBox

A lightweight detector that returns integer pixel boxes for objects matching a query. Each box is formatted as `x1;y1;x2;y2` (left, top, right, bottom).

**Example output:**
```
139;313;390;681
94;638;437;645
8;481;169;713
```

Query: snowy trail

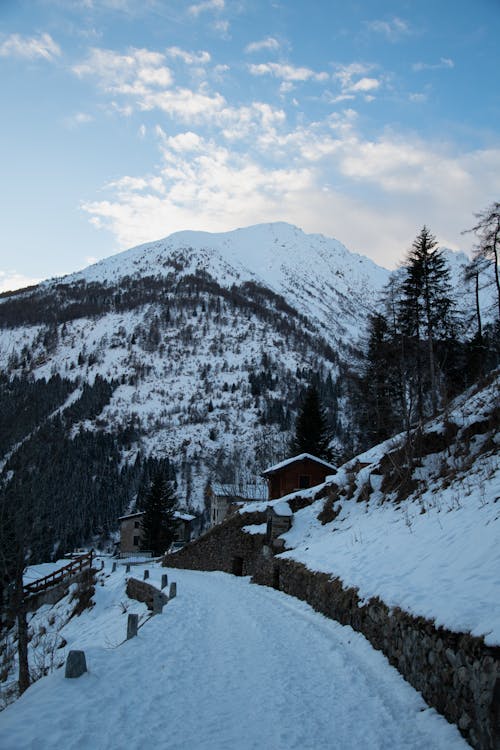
0;566;467;750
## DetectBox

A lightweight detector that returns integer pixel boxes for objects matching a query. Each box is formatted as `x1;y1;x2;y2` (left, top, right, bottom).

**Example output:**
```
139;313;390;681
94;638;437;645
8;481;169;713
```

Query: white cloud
332;62;383;98
212;19;230;36
349;77;380;93
82;136;314;250
366;17;411;40
188;0;224;17
412;58;454;72
248;62;328;83
73;47;172;91
0;271;41;293
64;112;94;128
166;47;211;65
162;131;205;152
0;32;61;61
245;37;280;54
80;104;500;269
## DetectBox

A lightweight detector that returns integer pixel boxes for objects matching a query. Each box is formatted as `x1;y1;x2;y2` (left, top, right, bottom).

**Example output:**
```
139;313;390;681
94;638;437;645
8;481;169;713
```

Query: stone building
118;510;198;557
261;453;336;500
207;482;267;527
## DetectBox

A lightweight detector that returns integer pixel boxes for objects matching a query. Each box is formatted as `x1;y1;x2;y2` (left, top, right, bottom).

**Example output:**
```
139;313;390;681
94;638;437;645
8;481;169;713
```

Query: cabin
261;453;336;500
207;482;267;527
118;510;198;557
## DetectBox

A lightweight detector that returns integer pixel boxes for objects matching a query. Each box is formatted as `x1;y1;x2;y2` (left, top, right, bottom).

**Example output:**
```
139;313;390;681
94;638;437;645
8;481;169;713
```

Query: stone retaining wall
125;578;168;611
161;513;500;750
162;510;267;575
253;556;500;750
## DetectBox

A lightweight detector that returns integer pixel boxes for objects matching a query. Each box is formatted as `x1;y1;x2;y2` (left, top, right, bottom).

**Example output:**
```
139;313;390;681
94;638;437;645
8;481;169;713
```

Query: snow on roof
118;511;196;522
174;512;196;522
262;453;336;475
210;482;268;500
118;511;144;521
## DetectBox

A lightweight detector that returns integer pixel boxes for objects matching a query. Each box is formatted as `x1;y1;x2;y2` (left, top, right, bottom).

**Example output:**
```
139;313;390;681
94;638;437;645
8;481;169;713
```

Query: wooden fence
23;551;94;597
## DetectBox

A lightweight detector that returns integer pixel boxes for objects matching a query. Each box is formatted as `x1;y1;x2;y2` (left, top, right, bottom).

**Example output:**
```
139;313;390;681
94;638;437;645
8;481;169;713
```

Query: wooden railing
23;551;94;597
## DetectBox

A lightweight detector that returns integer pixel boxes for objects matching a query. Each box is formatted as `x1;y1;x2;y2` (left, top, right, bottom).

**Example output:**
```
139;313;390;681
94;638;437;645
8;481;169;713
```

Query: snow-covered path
0;565;467;750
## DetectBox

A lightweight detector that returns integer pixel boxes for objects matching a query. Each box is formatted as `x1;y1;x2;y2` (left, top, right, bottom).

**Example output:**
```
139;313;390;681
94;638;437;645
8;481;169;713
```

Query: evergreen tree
356;312;399;447
398;227;455;417
140;474;177;555
291;385;331;460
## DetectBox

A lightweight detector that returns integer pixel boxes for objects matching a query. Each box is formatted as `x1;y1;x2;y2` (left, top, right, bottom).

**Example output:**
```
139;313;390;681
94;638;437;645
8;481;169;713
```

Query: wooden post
143;569;149;580
126;564;131;573
161;574;168;590
169;582;177;599
111;562;117;573
127;613;139;639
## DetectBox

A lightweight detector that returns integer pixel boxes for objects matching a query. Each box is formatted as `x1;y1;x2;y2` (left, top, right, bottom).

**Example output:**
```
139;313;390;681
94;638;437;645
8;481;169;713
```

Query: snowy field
0;560;467;750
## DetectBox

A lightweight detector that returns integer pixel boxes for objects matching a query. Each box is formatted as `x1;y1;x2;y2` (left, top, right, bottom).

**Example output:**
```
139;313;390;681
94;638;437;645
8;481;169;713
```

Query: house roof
210;482;268;500
261;452;336;476
117;511;144;521
118;510;196;522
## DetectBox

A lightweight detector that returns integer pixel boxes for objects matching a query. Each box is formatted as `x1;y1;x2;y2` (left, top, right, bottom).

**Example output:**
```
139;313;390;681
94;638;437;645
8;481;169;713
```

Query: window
299;475;310;489
133;535;139;546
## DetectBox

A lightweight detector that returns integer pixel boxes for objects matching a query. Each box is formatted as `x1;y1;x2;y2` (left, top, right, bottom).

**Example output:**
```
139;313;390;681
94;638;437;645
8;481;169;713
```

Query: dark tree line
351;220;500;453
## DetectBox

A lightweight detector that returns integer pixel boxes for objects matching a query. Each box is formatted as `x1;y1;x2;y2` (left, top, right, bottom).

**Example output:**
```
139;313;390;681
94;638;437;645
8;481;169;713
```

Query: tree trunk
14;565;30;694
474;269;483;343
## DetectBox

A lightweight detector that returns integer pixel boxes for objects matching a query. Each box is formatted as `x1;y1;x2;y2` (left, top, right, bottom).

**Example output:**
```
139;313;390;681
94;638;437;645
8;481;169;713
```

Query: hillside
0;223;392;555
0;222;495;558
244;368;500;644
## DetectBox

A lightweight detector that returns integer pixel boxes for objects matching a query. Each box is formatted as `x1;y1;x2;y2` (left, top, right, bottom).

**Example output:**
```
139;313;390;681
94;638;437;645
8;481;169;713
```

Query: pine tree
291;385;331;460
356;312;399;447
398;227;455;417
140;474;177;555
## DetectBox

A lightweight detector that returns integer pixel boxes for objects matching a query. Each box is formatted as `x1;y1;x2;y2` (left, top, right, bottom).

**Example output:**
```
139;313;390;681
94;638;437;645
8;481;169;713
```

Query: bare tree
464;202;500;321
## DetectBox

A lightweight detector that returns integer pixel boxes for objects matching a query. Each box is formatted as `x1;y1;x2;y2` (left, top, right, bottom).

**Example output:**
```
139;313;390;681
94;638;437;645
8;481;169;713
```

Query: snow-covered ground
0;560;467;750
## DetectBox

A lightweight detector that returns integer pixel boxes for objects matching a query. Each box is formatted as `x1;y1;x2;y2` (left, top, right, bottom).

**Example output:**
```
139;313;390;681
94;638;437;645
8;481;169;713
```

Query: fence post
127;613;139;640
143;569;149;580
161;574;168;590
152;591;164;615
112;562;117;573
126;564;131;573
169;582;177;599
65;650;87;678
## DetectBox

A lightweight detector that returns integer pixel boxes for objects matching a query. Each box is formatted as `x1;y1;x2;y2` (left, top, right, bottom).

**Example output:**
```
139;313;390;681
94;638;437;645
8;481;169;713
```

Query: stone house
118;510;198;557
261;453;336;500
207;482;267;527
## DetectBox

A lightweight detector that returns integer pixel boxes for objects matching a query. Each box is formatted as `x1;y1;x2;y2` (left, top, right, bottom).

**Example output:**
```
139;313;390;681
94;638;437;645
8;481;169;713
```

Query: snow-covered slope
244;369;500;645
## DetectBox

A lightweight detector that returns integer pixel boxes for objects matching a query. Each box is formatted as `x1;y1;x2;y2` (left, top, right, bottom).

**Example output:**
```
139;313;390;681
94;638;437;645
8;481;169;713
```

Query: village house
261;452;336;500
207;482;267;527
118;510;199;557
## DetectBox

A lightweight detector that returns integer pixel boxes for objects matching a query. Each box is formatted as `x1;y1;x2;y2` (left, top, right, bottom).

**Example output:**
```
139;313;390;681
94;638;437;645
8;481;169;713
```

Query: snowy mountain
63;222;390;344
0;222;490;555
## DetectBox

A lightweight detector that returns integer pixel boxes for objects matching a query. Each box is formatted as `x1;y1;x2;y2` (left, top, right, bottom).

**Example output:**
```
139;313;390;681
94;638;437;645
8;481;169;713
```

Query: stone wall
253;556;500;750
160;507;500;749
125;578;168;611
162;510;267;575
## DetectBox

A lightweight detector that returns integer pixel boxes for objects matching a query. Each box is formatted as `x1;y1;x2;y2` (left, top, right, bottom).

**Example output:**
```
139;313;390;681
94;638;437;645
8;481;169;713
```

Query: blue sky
0;0;499;291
